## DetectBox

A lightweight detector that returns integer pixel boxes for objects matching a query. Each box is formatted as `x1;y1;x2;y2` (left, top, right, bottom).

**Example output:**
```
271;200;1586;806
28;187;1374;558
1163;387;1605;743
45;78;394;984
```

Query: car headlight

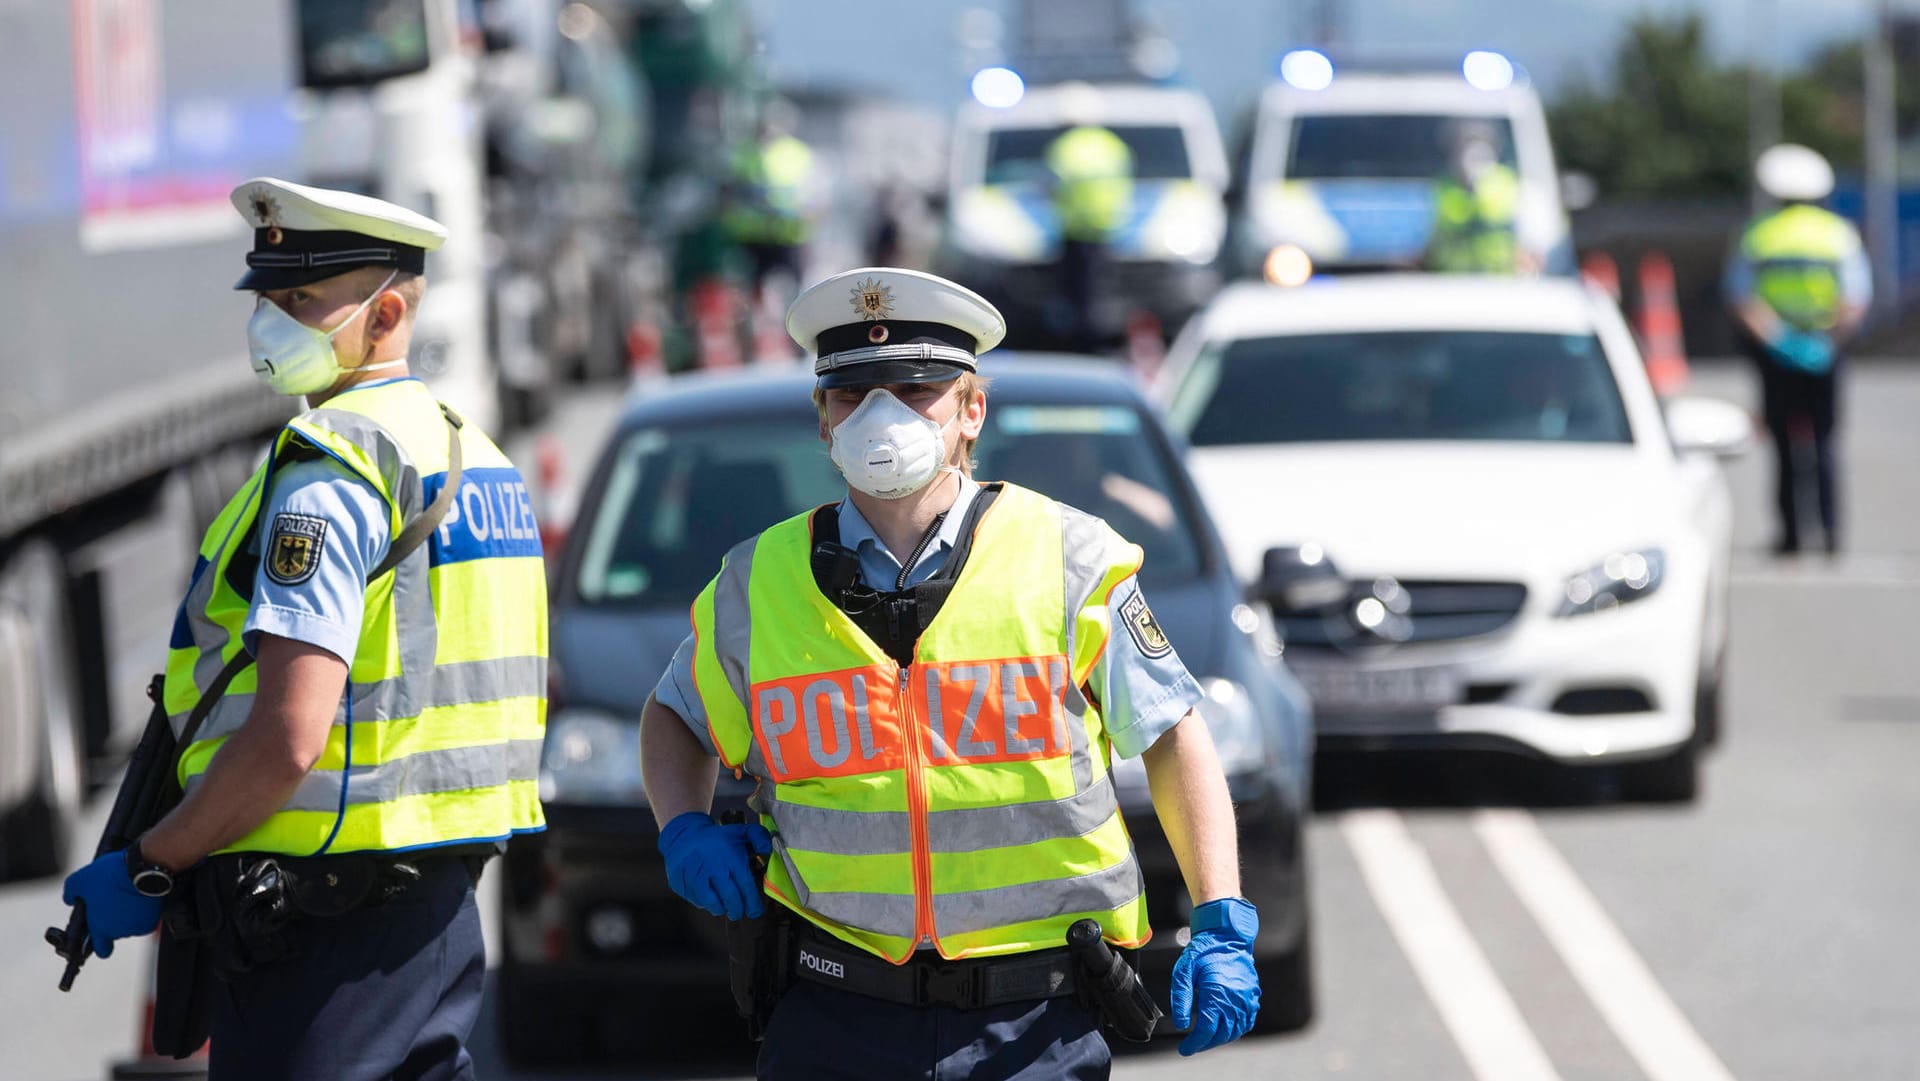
1137;186;1225;265
951;187;1049;263
1197;677;1266;775
539;708;644;805
1556;548;1666;618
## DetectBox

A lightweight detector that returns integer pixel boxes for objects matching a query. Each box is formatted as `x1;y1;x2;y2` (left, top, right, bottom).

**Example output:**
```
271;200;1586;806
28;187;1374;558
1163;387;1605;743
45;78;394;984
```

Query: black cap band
816;320;977;358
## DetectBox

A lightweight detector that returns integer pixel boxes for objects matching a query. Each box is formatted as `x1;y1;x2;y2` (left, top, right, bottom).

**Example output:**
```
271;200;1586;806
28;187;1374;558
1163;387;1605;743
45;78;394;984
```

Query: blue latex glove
1769;329;1835;375
657;811;773;921
60;848;163;959
1170;896;1262;1056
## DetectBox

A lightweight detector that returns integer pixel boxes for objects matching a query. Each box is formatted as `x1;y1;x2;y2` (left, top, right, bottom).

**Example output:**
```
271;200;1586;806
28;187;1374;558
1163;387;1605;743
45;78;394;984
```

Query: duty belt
790;925;1077;1009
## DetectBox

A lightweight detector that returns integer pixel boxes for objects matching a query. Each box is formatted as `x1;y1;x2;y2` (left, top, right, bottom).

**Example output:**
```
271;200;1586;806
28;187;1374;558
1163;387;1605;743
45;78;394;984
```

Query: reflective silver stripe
1060;504;1124;791
299;408;424;518
189;738;545;813
179;470;272;723
711;536;772;778
925;773;1120;854
189;655;548;744
767;797;911;857
932;856;1144;937
799;889;920;940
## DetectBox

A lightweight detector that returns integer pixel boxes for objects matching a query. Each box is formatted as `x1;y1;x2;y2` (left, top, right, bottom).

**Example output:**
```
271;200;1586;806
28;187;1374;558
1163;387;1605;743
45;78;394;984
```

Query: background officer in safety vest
1723;143;1872;556
1047;123;1135;351
724;100;819;306
1426;120;1524;275
640;267;1261;1079
58;178;547;1080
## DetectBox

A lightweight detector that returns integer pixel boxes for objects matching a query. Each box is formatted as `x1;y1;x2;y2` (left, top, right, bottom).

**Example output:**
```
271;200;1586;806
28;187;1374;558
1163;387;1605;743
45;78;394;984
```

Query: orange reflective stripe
750;664;903;782
921;656;1071;766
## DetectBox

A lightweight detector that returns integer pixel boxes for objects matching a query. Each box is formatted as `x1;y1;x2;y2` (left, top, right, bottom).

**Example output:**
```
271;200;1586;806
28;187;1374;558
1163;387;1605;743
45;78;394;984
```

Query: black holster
1066;919;1163;1043
725;902;794;1040
150;869;214;1059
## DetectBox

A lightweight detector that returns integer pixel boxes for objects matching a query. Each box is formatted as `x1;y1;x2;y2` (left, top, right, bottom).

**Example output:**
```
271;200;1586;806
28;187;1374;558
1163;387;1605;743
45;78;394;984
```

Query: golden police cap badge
1119;591;1172;658
265;513;328;586
849;276;895;321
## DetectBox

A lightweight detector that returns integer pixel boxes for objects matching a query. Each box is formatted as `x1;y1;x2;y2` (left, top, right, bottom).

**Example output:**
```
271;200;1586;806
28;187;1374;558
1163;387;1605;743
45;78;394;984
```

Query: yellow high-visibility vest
1047;126;1136;243
1430;165;1521;274
165;379;547;856
690;483;1150;963
1741;204;1861;331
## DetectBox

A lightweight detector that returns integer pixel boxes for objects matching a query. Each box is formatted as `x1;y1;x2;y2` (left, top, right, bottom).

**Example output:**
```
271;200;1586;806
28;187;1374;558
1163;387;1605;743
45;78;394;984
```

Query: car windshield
572;398;1207;608
1168;331;1633;446
1285;114;1517;180
984;125;1193;185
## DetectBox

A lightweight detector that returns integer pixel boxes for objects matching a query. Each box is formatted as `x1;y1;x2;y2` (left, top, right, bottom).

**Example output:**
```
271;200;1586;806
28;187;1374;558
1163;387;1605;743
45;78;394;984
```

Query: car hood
1188;442;1684;582
551;605;692;714
552;577;1230;714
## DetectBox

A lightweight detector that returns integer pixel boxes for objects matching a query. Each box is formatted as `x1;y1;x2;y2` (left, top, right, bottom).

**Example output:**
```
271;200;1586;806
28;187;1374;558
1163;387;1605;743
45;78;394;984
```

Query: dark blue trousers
207;859;484;1081
756;979;1111;1081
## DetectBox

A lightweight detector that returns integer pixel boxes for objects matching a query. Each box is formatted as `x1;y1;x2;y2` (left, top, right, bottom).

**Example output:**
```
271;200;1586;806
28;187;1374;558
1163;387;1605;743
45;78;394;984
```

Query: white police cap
787;267;1007;388
230;177;448;290
1755;144;1835;203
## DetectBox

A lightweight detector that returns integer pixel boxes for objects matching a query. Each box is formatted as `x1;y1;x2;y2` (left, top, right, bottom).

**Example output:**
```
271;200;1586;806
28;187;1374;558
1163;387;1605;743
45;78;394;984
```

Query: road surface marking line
1340;809;1564;1081
1474;809;1738;1081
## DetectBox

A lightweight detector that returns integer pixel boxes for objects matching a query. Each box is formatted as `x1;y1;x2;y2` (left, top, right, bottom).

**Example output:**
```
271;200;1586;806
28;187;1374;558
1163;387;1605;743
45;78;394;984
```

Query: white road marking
1474;809;1738;1081
1340;809;1564;1081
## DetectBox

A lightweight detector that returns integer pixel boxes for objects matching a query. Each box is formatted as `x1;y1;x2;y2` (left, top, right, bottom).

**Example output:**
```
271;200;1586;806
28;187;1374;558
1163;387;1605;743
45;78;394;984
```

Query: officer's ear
366;289;409;343
956;381;986;440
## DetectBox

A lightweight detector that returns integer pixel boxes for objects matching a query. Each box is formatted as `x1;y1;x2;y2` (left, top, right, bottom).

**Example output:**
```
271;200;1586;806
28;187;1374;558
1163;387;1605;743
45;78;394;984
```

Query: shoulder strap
178;404;464;750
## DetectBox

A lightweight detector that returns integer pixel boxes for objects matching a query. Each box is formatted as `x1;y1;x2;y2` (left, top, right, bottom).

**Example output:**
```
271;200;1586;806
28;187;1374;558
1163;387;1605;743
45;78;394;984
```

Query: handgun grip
47;900;92;991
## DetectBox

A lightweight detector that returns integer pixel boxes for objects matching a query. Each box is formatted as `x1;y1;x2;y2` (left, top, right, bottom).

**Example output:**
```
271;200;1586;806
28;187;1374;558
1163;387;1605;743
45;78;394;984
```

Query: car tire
1620;740;1699;803
1694;667;1723;749
0;542;83;881
497;959;594;1066
1252;903;1315;1034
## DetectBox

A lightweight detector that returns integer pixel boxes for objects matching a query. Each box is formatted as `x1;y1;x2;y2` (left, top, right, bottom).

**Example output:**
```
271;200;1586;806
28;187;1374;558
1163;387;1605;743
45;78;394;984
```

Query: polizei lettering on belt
749;657;1071;781
425;466;545;564
797;949;845;980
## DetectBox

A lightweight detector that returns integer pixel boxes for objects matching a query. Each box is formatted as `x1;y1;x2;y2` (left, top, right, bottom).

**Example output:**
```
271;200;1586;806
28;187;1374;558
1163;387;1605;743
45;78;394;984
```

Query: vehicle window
1170;331;1632;446
1286;115;1517;181
574;399;1208;608
298;0;431;89
984;125;1194;184
978;404;1204;587
574;416;840;607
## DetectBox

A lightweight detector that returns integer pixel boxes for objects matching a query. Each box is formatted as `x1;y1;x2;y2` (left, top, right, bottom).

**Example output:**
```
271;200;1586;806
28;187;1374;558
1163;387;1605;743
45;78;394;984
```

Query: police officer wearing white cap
1724;145;1873;555
59;178;547;1079
640;267;1262;1078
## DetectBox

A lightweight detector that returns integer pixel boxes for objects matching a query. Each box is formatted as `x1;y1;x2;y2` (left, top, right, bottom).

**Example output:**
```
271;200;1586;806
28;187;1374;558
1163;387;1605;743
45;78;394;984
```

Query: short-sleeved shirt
240;454;391;664
653;477;1202;760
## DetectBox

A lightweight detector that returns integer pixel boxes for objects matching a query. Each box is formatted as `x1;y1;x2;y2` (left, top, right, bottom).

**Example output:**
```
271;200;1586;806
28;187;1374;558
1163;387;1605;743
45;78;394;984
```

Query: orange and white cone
1580;250;1621;303
1634;251;1690;396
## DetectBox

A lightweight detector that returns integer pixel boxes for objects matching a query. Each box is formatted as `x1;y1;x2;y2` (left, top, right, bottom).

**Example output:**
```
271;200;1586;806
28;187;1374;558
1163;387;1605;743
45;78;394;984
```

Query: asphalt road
4;359;1917;1081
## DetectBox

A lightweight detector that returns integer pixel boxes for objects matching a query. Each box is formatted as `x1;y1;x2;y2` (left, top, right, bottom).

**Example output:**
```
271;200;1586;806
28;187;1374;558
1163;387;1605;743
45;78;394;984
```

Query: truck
0;0;503;881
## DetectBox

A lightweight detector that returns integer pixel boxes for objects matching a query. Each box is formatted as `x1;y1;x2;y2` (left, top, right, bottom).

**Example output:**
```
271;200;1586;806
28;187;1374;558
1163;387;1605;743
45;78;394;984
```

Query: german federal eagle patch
1119;591;1172;659
266;513;327;586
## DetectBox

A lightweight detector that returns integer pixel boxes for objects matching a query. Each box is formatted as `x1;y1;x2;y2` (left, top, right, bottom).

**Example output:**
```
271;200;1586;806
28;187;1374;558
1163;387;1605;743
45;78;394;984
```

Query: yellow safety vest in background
1047;126;1135;243
1430;165;1520;274
165;379;547;856
690;483;1151;963
724;134;816;246
1741;204;1860;331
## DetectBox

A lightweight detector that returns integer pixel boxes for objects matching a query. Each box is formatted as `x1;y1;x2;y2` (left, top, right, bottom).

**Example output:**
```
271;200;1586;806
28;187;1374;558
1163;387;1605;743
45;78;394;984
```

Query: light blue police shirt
653;476;1203;759
240;382;406;663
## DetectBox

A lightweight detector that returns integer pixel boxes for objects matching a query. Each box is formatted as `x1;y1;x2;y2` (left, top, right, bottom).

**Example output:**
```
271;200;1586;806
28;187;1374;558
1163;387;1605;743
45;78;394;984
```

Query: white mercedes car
1154;275;1750;799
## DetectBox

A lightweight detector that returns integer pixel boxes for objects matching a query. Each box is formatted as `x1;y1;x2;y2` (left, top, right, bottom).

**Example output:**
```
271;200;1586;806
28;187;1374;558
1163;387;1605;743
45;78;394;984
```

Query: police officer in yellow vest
59;178;547;1080
1426;121;1523;275
640;267;1261;1079
1724;144;1872;555
725;103;819;303
1047;124;1135;351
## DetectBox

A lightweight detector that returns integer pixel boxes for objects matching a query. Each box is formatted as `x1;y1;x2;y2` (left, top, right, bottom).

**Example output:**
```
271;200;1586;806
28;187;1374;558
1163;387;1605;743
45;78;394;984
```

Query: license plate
1290;663;1463;711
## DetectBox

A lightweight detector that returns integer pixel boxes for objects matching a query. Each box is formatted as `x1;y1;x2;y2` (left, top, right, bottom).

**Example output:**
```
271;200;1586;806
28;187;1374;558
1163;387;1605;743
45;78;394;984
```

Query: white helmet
1755;144;1835;202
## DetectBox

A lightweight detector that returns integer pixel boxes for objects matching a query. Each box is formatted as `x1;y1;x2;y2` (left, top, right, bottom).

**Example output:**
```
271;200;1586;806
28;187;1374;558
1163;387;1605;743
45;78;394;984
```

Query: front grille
1279;580;1528;647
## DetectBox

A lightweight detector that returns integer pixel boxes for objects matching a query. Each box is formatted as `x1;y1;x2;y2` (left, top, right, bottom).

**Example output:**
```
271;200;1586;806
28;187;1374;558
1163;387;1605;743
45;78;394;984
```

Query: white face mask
247;269;404;397
829;387;959;500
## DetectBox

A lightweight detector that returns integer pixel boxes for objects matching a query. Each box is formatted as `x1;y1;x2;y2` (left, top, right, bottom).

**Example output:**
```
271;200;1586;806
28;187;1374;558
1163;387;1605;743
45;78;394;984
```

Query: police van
938;80;1230;348
1231;51;1575;279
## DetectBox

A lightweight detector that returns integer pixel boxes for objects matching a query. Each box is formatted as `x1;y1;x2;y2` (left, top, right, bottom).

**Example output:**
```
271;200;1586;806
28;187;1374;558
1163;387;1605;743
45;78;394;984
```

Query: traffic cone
625;317;664;381
1125;310;1165;384
688;278;743;370
109;949;207;1079
533;433;571;559
751;304;793;365
1580;250;1621;302
1634;251;1690;396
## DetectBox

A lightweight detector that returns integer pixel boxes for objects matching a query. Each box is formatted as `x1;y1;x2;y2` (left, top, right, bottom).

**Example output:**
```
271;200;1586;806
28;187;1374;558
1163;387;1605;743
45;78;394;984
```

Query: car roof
959;82;1215;130
614;354;1149;427
1194;275;1605;339
1261;73;1540;116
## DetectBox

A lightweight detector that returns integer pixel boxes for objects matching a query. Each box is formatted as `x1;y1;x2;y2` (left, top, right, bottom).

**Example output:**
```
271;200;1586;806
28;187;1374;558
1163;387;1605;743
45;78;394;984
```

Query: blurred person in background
1426;120;1524;274
641;267;1261;1078
724;99;819;307
1048;123;1135;351
1723;143;1871;556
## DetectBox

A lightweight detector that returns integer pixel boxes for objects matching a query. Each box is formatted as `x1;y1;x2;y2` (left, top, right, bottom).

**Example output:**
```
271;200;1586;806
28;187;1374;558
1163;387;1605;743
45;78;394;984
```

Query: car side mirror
1665;396;1753;459
1254;545;1347;613
1560;171;1598;212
